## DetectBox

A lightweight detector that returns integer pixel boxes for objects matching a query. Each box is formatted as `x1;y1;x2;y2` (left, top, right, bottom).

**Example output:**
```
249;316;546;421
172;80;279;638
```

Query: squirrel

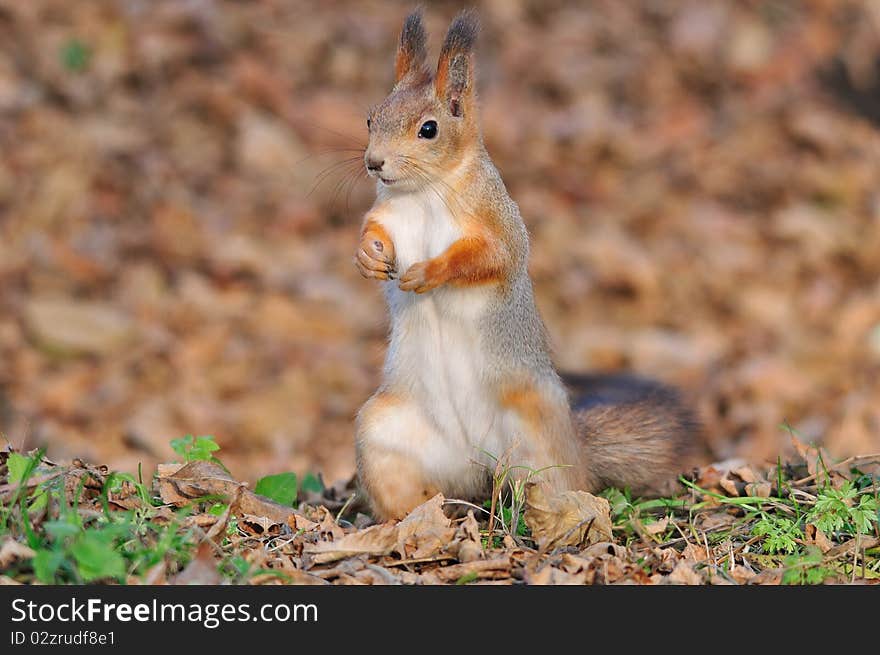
354;8;698;521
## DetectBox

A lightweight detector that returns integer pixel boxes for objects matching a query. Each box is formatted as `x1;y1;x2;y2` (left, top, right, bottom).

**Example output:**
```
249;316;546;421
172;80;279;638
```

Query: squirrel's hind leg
355;392;442;521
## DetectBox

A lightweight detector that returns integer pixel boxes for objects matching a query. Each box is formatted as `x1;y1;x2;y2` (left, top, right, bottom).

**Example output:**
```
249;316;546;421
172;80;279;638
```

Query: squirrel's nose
366;157;385;172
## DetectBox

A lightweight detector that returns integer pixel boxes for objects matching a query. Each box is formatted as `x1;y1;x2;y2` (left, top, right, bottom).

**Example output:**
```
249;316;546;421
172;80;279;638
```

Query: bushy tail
563;373;701;496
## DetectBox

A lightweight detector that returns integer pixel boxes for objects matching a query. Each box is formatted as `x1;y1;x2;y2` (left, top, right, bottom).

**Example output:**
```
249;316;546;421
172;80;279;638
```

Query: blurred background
0;0;878;487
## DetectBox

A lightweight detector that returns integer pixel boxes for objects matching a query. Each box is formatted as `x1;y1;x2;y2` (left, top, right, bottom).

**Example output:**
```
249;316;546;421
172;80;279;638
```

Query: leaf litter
1;434;877;585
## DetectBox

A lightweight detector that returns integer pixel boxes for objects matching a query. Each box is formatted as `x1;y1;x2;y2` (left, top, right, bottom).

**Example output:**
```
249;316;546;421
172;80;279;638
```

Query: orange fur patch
426;212;508;288
361;217;393;250
499;385;550;429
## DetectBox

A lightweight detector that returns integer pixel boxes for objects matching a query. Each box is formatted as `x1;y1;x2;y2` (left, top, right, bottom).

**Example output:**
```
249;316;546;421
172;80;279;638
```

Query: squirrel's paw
399;261;443;294
355;232;396;281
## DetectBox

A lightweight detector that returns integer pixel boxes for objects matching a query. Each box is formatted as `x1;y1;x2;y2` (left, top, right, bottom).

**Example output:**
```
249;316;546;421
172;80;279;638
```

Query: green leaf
254;472;298;506
7;452;49;513
207;503;228;517
70;533;126;582
32;549;65;584
455;570;479;585
170;435;221;463
28;492;49;513
60;39;91;72
300;473;324;495
44;520;82;539
7;453;31;485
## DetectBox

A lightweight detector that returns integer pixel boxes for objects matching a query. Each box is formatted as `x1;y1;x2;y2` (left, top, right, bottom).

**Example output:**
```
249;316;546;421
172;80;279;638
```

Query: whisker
308;157;364;199
309;158;363;192
293;119;367;149
399;156;468;218
295;147;365;168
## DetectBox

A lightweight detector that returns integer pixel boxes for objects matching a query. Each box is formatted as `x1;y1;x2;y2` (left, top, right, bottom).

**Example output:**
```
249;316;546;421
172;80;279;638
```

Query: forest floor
2;435;878;585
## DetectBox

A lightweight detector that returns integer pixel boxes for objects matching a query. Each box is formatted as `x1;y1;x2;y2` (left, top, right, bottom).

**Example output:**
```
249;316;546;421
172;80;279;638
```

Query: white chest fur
378;191;460;273
373;191;506;482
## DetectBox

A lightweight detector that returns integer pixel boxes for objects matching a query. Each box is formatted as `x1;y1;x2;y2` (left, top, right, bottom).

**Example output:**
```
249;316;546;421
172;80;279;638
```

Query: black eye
418;120;438;139
366;118;371;130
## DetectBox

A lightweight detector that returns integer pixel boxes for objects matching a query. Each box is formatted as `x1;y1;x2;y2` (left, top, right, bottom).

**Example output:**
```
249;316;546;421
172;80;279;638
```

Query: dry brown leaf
172;542;221;585
666;560;704;585
156;460;295;525
728;557;757;585
140;561;167;585
276;566;329;586
645;516;670;535
790;434;824;478
314;506;345;541
523;483;612;550
581;542;628;559
206;485;243;540
652;547;680;573
744;481;772;497
447;510;484;563
681;542;711;563
394;494;455;560
805;524;834;553
525;564;588;585
288;513;320;533
826;536;880;558
0;539;35;567
304;523;398;564
429;557;511;583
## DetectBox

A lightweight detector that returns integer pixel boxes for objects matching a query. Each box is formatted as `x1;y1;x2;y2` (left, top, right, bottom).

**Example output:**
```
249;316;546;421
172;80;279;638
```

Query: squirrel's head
365;8;480;193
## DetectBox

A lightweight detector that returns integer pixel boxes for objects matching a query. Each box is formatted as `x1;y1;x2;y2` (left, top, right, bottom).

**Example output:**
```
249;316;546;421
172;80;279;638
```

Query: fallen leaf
805;524;833;553
666;560;704;585
394;494;455;560
140;562;167;585
790;433;824;478
645;516;670;535
681;542;711;563
288;513;320;533
447;510;484;563
523;483;612;550
206;486;243;540
240;514;282;536
580;542;628;559
304;523;398;564
172;542;221;585
429;558;511;583
156;460;295;525
744;481;772;497
0;539;35;567
525;564;588;585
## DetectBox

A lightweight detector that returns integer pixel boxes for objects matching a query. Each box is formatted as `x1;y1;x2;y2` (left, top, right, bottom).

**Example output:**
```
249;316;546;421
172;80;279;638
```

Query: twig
790;454;880;486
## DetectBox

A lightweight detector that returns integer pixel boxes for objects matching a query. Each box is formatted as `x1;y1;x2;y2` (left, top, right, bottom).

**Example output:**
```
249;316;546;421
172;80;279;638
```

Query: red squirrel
354;9;698;520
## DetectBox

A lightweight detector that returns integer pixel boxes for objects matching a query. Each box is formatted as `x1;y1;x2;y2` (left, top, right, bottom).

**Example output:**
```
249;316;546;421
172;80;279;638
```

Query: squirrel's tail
563;373;701;496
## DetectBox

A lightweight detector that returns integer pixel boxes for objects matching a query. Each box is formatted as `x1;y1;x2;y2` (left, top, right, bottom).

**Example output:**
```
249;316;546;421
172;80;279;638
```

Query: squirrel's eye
418;120;438;139
367;118;371;130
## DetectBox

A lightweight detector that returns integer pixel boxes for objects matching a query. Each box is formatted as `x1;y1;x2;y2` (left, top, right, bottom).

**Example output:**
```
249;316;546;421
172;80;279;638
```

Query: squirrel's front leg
399;233;506;293
355;209;396;281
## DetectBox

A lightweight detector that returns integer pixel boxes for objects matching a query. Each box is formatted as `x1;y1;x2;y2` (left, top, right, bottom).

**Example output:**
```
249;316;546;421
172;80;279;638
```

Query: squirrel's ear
395;8;429;84
435;9;479;117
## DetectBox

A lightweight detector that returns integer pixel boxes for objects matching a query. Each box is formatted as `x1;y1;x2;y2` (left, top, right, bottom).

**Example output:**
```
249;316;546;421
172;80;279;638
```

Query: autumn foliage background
0;0;878;490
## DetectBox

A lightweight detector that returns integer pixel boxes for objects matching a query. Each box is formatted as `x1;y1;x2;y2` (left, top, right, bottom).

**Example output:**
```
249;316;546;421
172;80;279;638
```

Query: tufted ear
434;9;479;117
395;8;429;84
